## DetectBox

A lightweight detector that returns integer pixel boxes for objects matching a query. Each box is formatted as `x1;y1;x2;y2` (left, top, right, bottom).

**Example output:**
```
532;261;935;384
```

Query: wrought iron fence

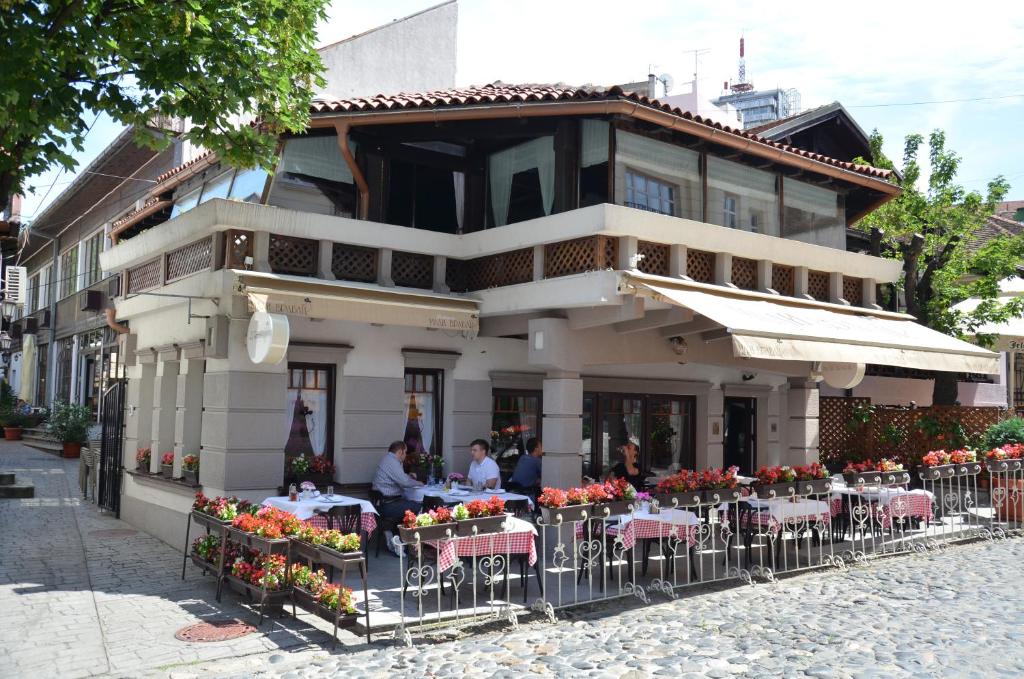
388;474;1022;646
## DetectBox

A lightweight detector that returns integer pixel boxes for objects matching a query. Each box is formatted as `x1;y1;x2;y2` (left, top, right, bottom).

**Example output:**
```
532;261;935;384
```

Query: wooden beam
613;307;693;334
658;316;721;338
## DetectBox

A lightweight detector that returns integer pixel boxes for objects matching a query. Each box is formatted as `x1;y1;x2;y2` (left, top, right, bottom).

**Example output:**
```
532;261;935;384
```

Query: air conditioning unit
22;317;37;334
80;290;103;312
3;266;26;306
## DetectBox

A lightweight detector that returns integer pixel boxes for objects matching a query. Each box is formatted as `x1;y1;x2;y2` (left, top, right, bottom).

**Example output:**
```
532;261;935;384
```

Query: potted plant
454;497;507;536
842;459;883;486
654;471;701;507
590;478;636;517
160;452;175;478
793;462;833;495
398;507;456;543
182;454;200;485
918;449;981;480
135;448;151;473
538;486;592;524
46;401;92;458
3;410;29;441
697;467;742;503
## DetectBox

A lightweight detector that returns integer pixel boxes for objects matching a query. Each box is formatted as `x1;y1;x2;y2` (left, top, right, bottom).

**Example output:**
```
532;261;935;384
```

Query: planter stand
181;511;232;601
754;481;798;498
540;504;593;525
455;514;506;537
591;500;634;518
793;479;833;495
701;488;742;504
917;463;982;481
654;491;701;508
295;546;371;644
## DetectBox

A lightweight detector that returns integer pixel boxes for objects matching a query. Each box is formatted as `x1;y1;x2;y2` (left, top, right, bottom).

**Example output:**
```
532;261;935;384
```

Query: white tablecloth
404;485;534;508
262;494;377;521
744;498;831;524
830;487;934;507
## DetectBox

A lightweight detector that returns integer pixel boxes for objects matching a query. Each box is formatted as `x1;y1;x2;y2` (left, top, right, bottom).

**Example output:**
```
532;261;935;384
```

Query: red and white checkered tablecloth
573;509;699;549
305;512;378;536
744;502;832;534
429;529;537;573
829;492;933;529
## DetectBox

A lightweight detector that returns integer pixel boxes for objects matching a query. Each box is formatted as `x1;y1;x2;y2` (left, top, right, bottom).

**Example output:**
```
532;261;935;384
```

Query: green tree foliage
857;130;1024;404
0;0;329;211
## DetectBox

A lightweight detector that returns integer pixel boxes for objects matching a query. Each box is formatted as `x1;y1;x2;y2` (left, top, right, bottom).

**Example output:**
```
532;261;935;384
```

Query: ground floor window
403;368;442;464
581;392;696;479
284;364;334;459
54;337;74;403
491;390;541;476
1015;353;1024;414
35;342;48;406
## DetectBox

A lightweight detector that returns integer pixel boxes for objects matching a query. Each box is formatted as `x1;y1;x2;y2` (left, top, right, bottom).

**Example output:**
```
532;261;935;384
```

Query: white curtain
401;392;434;455
283;389;297;449
304;389;328;456
488;136;555;226
784;176;839;216
581;120;610;168
280;136;357;184
19;335;36;403
453;171;466;231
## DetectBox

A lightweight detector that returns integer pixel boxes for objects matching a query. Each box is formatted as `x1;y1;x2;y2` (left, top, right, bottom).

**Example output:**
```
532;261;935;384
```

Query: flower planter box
655;491;702;508
225;527;291;554
292;586;358;627
317;545;365;565
398;523;456;543
793;479;833;495
4;427;22;441
591;500;634;517
160;463;173;479
540;503;593;524
986;459;1024;473
290;539;320;563
182;469;199;486
191;510;233;532
456;514;507;537
189;553;222;574
136;461;150;474
754;481;798;498
992;475;1024;522
843;471;883;485
877;471;911;486
224;573;292;603
701;488;742;504
917;463;982;481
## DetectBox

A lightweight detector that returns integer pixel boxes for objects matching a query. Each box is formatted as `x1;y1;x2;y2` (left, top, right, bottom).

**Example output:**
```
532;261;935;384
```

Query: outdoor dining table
261;494;379;534
427;515;538;573
576;506;700;549
740;497;833;533
829;485;935;529
404;485;534;509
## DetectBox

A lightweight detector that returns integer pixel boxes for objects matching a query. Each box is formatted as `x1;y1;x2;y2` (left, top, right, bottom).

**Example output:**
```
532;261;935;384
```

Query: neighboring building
995;199;1024;224
747;102;872;165
713;87;802;130
94;81;995;547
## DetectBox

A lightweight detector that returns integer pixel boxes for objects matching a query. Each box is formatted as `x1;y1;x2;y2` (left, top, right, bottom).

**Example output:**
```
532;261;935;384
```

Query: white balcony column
151;349;180;471
174;351;205;477
532;245;544;282
541;373;583;488
124;356;155;469
829;272;846;305
252;231;271;273
377;248;394;287
863;277;879;308
794;266;811;299
669;244;687;278
757;260;774;293
618;236;639;270
786;377;820;466
432;255;449;293
318;240;335;280
715;252;733;287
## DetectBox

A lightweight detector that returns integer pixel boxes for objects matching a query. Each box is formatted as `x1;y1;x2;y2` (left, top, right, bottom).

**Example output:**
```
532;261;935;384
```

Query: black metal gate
98;381;126;516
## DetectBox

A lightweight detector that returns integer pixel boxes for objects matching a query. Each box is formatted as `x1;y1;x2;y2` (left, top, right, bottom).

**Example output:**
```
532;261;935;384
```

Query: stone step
0;484;34;499
21;432;56;444
0;472;14;485
23;440;64;456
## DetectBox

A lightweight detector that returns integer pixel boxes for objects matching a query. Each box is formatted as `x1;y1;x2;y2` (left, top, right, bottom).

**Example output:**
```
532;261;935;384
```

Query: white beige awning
235;270;479;334
624;273;999;374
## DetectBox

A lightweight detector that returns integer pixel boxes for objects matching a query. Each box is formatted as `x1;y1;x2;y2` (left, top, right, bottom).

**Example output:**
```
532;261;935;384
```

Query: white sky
20;0;1024;221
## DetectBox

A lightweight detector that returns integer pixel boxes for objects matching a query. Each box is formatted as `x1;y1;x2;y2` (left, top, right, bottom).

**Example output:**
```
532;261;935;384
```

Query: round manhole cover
89;529;138;538
176;619;257;642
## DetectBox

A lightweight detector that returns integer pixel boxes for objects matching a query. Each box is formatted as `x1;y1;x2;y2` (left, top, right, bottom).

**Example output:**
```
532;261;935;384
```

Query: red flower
464;499;491;518
161;452;175;465
537;487;567;508
430;506;453;524
566;487;589;506
584;483;609;503
486;496;506;516
402;510;418;529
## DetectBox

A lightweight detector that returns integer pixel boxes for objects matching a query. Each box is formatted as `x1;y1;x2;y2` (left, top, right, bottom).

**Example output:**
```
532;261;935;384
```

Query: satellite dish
820;362;866;389
658;73;674;96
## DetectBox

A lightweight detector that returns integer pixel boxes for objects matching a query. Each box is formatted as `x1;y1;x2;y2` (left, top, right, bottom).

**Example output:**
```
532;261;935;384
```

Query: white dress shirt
468;456;501;489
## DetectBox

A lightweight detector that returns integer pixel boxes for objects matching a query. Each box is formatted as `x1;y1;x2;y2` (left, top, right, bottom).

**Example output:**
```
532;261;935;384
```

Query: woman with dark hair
606;441;645;489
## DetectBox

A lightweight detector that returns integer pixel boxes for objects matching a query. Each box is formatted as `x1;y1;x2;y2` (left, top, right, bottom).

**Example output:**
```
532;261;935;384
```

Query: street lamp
0;331;10;351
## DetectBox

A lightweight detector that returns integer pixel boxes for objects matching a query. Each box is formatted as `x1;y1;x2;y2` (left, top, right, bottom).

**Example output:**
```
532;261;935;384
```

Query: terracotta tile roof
155;150;216;183
968;213;1024;252
311;82;893;181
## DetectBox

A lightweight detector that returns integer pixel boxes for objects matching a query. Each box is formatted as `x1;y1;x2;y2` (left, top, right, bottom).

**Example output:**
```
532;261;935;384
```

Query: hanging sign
246;312;289;365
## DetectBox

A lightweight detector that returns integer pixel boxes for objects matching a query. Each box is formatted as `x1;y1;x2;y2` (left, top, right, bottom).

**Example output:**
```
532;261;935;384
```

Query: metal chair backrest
504;498;530;518
317;503;362;533
421;495;446;511
368;488;385;511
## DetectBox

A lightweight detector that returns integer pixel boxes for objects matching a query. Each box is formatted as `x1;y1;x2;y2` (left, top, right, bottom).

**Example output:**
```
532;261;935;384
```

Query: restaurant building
95;83;997;547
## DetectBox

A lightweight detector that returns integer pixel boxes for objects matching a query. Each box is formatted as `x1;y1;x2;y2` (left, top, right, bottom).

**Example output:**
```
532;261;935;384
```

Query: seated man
467;438;501;490
507;437;543;493
371;441;423;555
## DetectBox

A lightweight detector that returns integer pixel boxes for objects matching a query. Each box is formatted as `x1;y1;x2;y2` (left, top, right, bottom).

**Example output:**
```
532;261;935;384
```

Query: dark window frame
286;362;336;462
403;367;444;458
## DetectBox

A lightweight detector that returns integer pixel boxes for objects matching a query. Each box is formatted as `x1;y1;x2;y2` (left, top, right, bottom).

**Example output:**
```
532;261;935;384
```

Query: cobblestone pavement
4;440;1024;678
197;534;1024;679
0;442;362;679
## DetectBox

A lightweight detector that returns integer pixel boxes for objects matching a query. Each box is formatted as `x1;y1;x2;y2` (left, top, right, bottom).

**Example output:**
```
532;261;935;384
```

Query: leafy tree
0;0;329;213
857;130;1024;404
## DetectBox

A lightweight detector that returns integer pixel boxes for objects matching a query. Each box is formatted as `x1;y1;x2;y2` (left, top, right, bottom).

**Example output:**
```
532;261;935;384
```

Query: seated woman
605;441;646;490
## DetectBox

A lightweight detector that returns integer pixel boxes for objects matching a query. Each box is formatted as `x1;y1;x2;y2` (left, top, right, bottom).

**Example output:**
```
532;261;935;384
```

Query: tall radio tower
731;36;754;93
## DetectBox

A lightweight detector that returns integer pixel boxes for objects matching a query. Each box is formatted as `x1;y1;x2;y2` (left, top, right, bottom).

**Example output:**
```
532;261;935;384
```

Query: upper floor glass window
26;274;39;313
81;231;103;288
625;170;676;216
580;120;609;208
37;265;50;311
615;131;700;220
488;136;555;227
229;168;269;202
271;134;358;218
170;188;200;219
707;156;778;235
199;171;232;204
59;245;78;299
782;177;844;248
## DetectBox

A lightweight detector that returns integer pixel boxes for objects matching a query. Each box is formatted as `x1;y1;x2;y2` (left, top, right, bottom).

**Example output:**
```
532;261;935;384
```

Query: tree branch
901;233;925;319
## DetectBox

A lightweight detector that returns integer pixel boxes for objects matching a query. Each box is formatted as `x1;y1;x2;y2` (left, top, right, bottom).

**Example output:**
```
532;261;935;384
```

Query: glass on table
326;485;334;498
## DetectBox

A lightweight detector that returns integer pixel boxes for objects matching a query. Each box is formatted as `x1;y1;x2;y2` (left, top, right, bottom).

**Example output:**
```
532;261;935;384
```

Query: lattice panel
225;230;254;269
269;235;317;276
332;243;377;282
466;248;534;291
818;397;871;464
772;264;794;296
544;236;617;279
686;249;715;283
391;251;434;289
126;259;161;294
446;258;468;293
843;276;863;305
807;270;829;301
731;257;757;290
637;241;669;276
166;237;213;282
